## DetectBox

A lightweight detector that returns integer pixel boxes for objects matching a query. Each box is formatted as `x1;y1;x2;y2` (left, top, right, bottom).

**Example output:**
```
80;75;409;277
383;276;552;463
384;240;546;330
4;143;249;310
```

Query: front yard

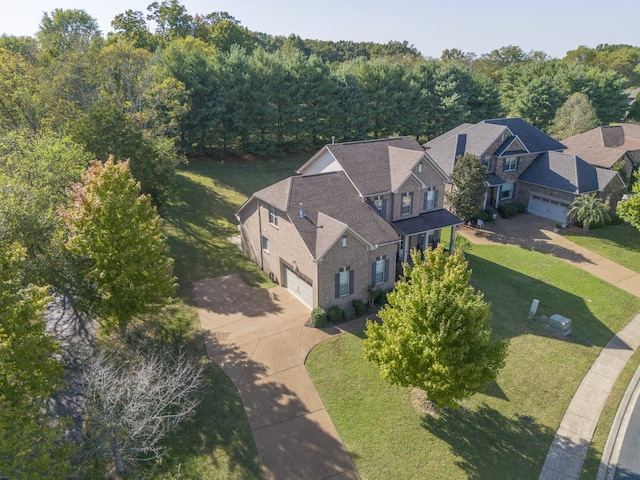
307;244;640;479
563;224;640;274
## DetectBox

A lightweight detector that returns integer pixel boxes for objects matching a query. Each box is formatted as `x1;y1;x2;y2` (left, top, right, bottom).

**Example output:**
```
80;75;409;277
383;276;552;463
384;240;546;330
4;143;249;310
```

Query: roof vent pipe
299;203;306;218
331;136;335;144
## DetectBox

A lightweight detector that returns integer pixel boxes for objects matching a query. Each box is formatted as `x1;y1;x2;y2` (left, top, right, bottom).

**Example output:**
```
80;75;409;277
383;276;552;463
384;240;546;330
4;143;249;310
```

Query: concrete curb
597;366;640;480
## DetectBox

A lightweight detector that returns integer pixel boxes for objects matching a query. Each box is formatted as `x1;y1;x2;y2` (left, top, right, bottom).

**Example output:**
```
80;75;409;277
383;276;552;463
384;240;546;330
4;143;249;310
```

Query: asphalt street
614;387;640;480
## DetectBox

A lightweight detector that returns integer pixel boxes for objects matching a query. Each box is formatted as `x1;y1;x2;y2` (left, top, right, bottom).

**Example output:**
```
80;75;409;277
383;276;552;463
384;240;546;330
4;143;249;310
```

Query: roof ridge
328;136;415;147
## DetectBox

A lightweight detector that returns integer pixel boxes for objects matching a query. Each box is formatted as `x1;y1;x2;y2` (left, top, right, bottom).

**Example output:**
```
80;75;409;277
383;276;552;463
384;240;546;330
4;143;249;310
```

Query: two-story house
236;136;462;310
425;118;626;225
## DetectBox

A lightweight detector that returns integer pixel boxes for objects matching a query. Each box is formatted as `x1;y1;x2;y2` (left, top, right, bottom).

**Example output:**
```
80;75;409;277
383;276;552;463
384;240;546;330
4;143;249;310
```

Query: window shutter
516;158;520;170
349;270;355;295
382;199;387;218
434;190;439;209
423;191;429;209
371;262;377;284
384;259;390;282
335;273;340;298
502;160;507;172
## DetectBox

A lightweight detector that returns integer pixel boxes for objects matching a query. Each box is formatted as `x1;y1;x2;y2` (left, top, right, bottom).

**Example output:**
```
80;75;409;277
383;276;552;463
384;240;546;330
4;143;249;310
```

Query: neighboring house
562;124;640;186
425;118;626;225
237;137;462;310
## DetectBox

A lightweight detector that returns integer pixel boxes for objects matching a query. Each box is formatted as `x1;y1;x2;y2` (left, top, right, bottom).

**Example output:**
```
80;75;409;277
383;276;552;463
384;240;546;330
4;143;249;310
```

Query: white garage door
284;267;313;308
527;194;570;224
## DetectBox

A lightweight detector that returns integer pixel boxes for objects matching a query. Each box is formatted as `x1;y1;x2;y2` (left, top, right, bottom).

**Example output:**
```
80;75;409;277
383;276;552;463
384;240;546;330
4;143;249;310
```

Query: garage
283;266;313;308
527;194;570;224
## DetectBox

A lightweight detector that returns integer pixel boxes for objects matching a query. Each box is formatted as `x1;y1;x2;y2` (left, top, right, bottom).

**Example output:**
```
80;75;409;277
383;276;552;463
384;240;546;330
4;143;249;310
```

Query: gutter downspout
258;200;264;270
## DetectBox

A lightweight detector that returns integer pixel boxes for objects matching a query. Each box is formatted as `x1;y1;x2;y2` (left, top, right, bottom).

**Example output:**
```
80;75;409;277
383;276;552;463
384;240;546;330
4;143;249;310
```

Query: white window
374;196;383;212
342;235;347;248
482;156;492;171
418;162;423;173
401;192;412;216
423;188;437;209
503;157;518;172
373;257;386;284
268;205;278;226
262;236;269;252
500;183;513;199
338;267;350;297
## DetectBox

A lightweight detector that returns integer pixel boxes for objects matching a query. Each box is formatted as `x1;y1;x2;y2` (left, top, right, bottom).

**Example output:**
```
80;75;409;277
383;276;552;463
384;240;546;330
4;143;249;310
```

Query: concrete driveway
195;274;361;480
459;214;640;298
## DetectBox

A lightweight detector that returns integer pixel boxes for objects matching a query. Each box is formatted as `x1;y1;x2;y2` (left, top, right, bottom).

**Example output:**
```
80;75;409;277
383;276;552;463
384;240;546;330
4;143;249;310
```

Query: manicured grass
144;154;305;479
306;244;640;479
563;224;640;274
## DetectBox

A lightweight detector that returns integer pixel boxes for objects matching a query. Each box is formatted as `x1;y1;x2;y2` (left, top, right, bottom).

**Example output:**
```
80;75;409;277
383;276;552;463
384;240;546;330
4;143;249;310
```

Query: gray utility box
548;314;572;336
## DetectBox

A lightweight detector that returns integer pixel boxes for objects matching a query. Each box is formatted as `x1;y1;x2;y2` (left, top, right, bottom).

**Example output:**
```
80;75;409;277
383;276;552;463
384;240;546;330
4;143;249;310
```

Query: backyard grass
307;244;640;480
135;154;305;479
563;224;640;274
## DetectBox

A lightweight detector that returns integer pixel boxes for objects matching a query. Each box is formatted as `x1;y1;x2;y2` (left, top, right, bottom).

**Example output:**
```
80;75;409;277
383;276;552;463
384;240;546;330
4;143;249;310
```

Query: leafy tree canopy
550;92;599;139
617;171;640;230
61;158;176;335
363;247;508;409
447;153;487;221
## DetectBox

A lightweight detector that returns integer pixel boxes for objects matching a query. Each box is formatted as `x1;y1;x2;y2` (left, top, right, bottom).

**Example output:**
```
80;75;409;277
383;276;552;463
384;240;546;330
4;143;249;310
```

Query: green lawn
139;155;305;479
563;224;640;274
154;154;640;479
307;244;640;480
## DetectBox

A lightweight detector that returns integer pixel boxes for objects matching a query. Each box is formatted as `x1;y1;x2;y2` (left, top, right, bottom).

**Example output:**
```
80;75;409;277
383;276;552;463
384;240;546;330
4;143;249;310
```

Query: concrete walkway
195;274;362;480
459;214;640;480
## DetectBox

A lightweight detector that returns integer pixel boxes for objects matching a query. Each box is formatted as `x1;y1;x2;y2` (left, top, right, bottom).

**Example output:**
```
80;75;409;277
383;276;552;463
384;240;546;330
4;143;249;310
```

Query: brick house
425;118;626;225
562;124;640;187
236;137;462;310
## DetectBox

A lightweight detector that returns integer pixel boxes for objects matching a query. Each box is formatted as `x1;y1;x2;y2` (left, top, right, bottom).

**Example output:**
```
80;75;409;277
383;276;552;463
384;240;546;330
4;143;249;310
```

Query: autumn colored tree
62;158;176;335
363;247;508;409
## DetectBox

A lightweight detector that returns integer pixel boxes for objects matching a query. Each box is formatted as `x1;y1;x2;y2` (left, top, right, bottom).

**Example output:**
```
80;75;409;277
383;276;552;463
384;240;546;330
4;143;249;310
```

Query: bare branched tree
82;348;204;476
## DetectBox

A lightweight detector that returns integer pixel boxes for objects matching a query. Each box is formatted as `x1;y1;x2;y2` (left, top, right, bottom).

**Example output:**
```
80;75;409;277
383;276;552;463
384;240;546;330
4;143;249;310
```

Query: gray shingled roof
392;209;463;236
256;171;400;260
518;152;599;194
485;118;566;153
324;136;425;196
595;167;624;191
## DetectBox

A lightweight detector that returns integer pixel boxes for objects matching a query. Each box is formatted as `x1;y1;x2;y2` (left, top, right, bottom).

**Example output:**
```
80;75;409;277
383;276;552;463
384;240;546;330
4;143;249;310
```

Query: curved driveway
195;274;361;480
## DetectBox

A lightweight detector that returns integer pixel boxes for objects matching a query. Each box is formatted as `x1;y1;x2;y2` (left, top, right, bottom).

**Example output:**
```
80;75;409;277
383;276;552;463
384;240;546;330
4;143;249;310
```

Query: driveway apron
195;274;361;480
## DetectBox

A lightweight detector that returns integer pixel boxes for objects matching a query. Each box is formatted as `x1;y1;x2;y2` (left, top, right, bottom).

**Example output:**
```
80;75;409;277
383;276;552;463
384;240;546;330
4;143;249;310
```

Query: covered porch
483;173;509;210
392;209;464;264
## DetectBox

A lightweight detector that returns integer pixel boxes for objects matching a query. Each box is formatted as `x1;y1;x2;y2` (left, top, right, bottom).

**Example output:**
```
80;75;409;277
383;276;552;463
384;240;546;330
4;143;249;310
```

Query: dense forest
1;1;640;476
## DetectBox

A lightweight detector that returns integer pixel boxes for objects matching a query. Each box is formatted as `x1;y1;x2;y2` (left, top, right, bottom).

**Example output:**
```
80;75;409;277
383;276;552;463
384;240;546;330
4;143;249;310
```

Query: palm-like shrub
568;193;609;232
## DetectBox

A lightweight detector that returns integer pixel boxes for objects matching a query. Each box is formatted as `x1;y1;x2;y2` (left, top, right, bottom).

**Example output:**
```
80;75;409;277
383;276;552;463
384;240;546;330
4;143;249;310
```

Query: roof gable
562;125;640;168
484;118;566;153
518;152;599;194
282;172;399;260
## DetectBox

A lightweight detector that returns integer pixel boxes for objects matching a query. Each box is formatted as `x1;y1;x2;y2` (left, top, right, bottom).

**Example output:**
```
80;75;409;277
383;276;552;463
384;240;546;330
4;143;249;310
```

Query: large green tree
61;158;176;335
0;241;75;478
363;247;508;409
617;171;640;230
550;92;599;139
447;153;487;221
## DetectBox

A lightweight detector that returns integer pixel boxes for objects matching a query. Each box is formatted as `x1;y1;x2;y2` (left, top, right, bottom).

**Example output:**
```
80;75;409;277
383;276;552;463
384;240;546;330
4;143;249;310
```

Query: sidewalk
459;215;640;479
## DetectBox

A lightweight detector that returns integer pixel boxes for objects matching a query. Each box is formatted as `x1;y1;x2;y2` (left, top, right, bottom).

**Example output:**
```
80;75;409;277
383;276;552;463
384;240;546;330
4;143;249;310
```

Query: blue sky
3;0;639;59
